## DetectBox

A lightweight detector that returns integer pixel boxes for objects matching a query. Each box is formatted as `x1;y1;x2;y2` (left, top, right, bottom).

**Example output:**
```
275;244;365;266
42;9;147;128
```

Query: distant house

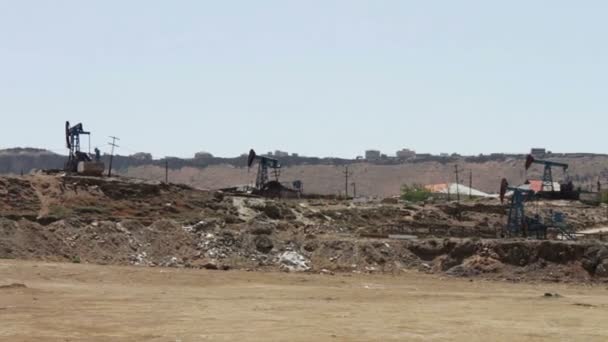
396;148;416;159
274;150;289;158
194;151;213;159
130;152;153;161
530;148;546;156
365;150;381;160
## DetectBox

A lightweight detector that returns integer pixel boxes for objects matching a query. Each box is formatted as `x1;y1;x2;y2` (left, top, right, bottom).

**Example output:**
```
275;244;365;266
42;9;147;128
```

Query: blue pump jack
500;179;547;239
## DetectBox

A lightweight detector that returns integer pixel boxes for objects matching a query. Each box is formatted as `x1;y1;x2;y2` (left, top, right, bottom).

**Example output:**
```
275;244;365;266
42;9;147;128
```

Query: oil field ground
1;260;608;341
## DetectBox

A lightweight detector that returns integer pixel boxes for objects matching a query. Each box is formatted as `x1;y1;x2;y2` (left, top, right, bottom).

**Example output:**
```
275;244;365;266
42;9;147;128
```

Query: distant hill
1;148;607;197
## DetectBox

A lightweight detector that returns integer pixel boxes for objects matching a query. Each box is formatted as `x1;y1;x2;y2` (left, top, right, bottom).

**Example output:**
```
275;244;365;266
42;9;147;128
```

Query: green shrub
601;191;608;204
48;205;72;218
401;184;432;202
74;206;106;215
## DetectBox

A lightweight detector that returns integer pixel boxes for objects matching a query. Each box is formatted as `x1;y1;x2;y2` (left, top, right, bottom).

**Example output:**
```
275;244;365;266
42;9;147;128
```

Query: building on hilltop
274;150;289;158
365;150;381;160
396;148;416;160
194;151;213;159
130;152;153;161
530;148;546;156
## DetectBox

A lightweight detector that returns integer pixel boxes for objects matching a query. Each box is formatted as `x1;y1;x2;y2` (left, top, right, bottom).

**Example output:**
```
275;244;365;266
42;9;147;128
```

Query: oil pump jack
524;154;578;199
64;121;104;176
245;149;302;198
500;178;547;239
247;149;281;189
500;178;577;240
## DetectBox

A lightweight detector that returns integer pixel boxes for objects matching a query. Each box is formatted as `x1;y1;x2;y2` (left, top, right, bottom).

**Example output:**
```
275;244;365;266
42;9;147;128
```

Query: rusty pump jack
247;149;281;189
525;154;569;192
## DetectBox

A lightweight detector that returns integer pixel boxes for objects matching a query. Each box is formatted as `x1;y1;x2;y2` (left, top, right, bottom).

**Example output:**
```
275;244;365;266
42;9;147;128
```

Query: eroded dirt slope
1;174;608;283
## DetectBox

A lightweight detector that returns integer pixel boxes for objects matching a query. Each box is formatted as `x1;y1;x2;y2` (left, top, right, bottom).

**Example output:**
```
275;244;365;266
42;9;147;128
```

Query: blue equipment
500;178;547;239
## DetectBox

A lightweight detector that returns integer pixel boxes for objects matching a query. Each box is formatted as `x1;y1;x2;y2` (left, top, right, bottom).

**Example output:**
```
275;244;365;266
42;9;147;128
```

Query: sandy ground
1;261;608;341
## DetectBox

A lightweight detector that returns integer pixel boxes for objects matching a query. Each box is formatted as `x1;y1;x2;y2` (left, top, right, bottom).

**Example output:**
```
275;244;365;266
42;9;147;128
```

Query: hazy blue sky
1;1;606;158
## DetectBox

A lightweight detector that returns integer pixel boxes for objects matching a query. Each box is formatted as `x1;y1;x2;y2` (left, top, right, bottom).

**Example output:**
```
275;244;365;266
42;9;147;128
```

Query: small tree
401;184;432;202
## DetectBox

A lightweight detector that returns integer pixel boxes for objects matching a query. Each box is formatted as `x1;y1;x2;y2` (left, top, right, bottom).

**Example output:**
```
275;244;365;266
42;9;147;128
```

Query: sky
1;1;607;159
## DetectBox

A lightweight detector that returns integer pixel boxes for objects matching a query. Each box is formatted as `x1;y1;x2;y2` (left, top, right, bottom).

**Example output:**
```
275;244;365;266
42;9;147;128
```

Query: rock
254;235;274;254
250;224;274;235
213;192;224;202
439;256;461;271
449;240;478;260
303;240;318;252
582;246;608;274
381;197;399;204
161;256;181;268
595;260;608;277
445;265;467;277
278;251;310;272
262;203;283;219
200;261;219;270
544;293;561;298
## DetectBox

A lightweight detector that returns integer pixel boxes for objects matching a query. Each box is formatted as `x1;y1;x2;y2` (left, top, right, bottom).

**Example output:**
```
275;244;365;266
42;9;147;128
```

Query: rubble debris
278;251;311;272
1;173;608;283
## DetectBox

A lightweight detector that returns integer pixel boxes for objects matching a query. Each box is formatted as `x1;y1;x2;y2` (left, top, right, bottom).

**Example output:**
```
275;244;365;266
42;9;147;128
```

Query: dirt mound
2;215;608;282
2;174;608;283
0;177;40;219
0;283;27;290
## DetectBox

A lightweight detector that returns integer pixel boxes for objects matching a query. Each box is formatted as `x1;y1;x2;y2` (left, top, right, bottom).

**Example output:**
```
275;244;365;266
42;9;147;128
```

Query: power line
343;165;352;198
454;164;461;203
165;159;169;184
107;136;120;177
469;169;473;199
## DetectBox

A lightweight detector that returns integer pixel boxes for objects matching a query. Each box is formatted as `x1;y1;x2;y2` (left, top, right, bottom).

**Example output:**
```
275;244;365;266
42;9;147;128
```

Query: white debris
182;221;205;233
278;251;311;272
132;251;148;266
232;197;264;221
162;256;180;267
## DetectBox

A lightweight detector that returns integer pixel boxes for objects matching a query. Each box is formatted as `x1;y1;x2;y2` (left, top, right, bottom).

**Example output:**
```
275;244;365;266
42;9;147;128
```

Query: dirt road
1;261;607;341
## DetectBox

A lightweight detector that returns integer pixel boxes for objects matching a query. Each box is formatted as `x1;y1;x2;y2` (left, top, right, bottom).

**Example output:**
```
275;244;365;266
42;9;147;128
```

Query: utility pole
469;170;473;200
454;165;460;203
165;159;169;184
107;136;120;177
447;182;451;201
343;165;352;198
351;182;357;198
